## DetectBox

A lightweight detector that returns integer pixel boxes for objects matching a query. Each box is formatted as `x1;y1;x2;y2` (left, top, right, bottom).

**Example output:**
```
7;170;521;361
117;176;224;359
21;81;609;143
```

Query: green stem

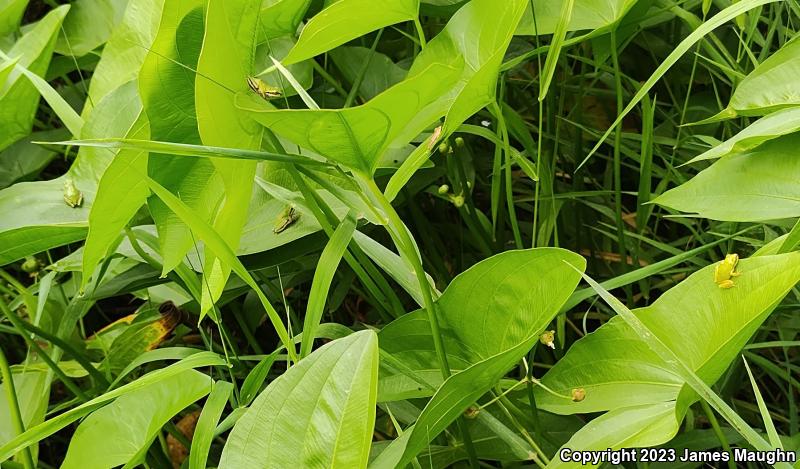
610;30;630;285
413;17;427;48
0;346;35;469
701;400;736;469
361;175;451;377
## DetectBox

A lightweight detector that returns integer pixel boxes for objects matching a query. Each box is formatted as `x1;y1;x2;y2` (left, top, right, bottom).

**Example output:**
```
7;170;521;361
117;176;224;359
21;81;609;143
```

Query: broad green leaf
300;210;357;358
0;0;27;37
81;113;149;287
0;369;49;450
245;59;459;175
282;0;418;65
139;0;222;275
82;0;162;116
0;352;225;462
0;78;142;266
547;403;683;469
654;133;800;221
54;0;128;57
195;0;262;317
707;34;800;121
538;253;800;413
378;248;583;401
533;254;800;465
686;107;800;164
259;0;311;40
218;330;378;469
573;270;782;460
0;5;69;151
329;46;407;101
61;370;212;469
0;129;67;189
515;0;637;35
384;0;528;199
371;249;585;467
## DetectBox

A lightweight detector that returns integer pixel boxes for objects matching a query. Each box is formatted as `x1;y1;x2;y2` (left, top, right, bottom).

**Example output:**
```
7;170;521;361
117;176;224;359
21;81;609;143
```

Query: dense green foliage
0;0;799;467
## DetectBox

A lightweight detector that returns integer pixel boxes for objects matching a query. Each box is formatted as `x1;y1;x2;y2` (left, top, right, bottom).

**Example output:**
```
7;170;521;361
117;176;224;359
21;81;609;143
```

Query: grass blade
742;357;783;449
189;380;233;469
577;0;779;171
538;0;574;101
145;176;299;363
300;210;357;359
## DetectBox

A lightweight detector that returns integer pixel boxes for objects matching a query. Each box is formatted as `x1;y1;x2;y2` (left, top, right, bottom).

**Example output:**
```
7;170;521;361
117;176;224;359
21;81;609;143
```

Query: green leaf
300;210;357;358
654;133;800;222
515;0;637;35
189;380;233;469
547;403;683;469
54;0;128;57
0;48;83;137
0;352;225;463
712;34;800;119
145;176;298;362
82;0;162;117
282;0;419;65
0;0;28;37
218;330;379;469
195;0;262;317
139;0;221;275
259;0;311;40
245;59;459;175
372;249;585;467
0;129;67;189
384;0;528;200
538;0;574;100
329;46;407;101
61;370;212;469
81;113;149;287
0;5;69;151
0;78;142;266
534;254;800;463
686;107;800;164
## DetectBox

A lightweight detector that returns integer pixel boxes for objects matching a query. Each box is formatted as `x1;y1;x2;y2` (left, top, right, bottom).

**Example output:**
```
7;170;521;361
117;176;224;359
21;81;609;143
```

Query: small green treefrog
273;205;300;234
247;77;282;100
63;179;83;208
714;253;741;289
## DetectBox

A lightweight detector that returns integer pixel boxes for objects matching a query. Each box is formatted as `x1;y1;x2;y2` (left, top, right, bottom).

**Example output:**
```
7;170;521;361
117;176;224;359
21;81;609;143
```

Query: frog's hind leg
718;280;735;289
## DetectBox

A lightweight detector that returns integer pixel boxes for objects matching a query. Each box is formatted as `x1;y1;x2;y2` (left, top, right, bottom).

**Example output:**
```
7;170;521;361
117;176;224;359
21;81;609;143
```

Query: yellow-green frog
714;253;741;289
63;179;83;208
273;205;300;234
247;77;282;100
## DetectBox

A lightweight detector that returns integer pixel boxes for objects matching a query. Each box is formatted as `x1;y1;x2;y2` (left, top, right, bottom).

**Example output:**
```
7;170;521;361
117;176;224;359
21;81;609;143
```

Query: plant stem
0;346;35;469
700;400;737;469
360;175;451;377
413;17;427;48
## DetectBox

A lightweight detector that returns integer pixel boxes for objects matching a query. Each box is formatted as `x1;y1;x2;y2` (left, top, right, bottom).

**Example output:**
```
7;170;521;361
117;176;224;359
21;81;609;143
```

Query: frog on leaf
63;179;83;208
273;205;300;234
247;77;282;100
714;253;741;289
